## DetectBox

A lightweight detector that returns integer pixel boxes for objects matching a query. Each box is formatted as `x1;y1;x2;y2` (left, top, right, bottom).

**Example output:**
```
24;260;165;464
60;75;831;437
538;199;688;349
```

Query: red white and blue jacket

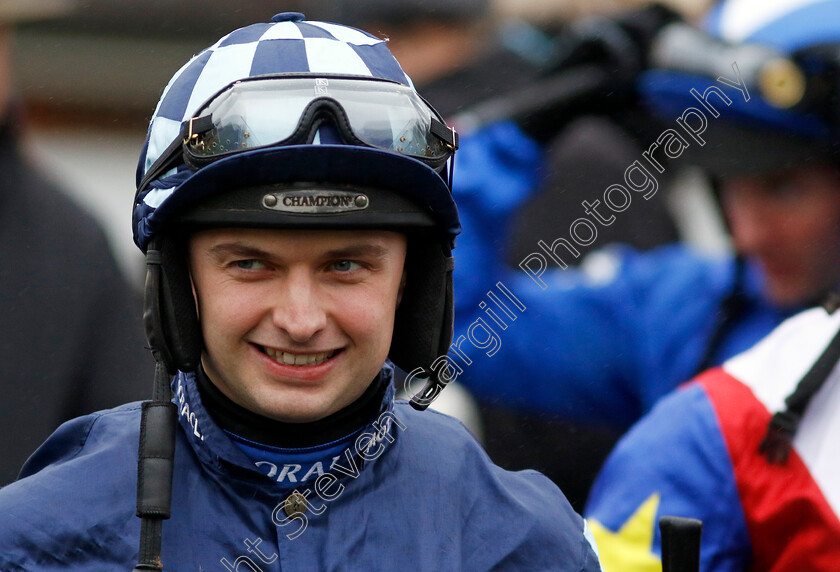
585;306;840;571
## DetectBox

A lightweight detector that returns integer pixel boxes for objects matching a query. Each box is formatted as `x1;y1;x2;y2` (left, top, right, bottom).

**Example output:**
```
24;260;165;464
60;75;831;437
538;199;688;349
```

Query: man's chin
764;279;826;309
250;392;343;424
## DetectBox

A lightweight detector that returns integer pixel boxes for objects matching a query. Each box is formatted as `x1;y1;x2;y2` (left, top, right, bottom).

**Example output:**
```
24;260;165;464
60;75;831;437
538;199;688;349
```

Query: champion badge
262;190;370;214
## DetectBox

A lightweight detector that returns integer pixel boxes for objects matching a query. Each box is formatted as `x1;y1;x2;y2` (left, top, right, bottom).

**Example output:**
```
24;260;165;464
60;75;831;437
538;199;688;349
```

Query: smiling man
0;13;602;571
190;228;407;422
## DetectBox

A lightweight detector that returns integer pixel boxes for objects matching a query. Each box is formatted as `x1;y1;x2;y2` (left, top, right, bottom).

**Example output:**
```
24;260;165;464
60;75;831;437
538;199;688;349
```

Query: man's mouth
259;346;338;366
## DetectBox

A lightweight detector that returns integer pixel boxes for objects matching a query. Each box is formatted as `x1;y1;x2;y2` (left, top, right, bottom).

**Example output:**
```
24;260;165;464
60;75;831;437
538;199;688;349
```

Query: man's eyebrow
322;244;390;259
206;242;391;260
207;243;273;259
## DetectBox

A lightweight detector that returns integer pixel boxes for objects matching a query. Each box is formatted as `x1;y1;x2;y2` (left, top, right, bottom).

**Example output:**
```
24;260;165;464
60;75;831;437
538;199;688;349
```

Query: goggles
140;75;458;192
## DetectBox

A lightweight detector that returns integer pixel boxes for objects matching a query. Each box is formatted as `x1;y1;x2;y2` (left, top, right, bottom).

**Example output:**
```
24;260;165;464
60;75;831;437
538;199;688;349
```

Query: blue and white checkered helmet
133;12;460;252
134;14;459;409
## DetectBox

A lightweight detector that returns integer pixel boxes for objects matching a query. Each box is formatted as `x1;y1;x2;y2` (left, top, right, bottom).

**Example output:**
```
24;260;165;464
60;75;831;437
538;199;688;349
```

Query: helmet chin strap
759;291;840;464
133;242;179;571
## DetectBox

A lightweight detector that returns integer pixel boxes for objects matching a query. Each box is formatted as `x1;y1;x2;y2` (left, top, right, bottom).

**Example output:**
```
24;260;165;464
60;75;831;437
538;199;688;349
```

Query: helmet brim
639;69;839;178
678;120;840;178
139;144;460;251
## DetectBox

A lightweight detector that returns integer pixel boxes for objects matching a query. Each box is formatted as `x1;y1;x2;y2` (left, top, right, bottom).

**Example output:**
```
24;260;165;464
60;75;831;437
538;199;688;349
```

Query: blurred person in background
447;0;840;507
583;0;840;569
0;0;150;485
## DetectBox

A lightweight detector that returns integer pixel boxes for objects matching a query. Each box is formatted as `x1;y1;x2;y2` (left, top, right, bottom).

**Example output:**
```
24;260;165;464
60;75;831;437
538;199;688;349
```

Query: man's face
189;227;407;423
722;164;840;306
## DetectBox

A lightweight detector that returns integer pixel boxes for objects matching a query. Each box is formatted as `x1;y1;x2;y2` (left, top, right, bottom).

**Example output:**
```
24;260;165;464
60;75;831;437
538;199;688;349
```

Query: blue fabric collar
226;429;363;486
171;365;397;485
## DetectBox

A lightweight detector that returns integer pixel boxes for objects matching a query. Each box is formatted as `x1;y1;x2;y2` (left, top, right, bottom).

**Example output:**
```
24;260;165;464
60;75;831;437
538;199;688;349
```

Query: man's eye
768;183;798;201
234;259;265;270
332;260;361;272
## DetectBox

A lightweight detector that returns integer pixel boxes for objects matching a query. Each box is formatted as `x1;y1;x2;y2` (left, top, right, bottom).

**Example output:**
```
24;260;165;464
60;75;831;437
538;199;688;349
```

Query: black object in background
660;516;703;572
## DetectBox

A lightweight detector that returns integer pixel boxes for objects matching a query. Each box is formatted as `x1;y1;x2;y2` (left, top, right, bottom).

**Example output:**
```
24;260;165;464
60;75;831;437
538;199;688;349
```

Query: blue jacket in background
0;369;602;571
451;121;796;430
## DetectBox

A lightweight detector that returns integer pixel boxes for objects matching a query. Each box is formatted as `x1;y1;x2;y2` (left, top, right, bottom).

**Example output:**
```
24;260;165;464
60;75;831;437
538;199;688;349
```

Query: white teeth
262;347;334;366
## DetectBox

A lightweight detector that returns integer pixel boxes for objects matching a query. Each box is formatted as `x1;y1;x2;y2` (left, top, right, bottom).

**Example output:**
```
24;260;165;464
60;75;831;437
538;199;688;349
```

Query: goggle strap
430;118;458;150
138;133;189;194
188;115;215;139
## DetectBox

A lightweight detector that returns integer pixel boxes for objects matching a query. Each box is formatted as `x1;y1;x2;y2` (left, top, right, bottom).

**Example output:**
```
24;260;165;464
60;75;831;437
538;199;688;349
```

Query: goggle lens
188;77;451;161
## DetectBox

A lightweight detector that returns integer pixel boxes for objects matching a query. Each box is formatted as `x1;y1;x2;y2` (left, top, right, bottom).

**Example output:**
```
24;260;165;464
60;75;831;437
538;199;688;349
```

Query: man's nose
729;204;776;255
271;273;327;343
724;187;776;255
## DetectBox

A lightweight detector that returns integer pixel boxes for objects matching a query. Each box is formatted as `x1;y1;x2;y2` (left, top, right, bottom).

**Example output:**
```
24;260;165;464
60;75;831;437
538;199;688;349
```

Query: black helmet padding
390;239;455;375
143;237;202;374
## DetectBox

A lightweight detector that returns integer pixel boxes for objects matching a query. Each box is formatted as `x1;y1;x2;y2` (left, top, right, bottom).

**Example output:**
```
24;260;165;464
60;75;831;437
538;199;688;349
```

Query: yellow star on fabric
588;493;662;572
